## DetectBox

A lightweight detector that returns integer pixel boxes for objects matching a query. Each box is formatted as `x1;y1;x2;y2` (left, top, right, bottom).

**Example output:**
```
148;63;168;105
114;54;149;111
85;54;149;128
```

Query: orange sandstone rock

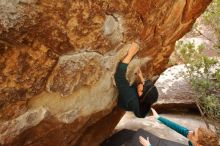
0;0;211;145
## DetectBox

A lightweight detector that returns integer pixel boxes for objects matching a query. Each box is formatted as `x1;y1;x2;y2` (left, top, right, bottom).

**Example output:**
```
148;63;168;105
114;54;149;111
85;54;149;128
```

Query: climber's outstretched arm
114;42;139;86
122;42;139;64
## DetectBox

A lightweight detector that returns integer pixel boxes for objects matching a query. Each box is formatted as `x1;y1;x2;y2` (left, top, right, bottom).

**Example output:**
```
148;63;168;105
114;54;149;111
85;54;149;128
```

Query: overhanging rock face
0;0;211;145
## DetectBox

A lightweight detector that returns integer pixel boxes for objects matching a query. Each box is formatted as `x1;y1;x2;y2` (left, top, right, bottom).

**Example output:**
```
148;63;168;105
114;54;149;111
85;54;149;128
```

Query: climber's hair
197;127;219;146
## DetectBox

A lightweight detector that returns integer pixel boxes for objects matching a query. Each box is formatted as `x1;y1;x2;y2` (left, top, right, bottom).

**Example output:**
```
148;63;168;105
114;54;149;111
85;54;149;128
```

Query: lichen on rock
47;52;104;96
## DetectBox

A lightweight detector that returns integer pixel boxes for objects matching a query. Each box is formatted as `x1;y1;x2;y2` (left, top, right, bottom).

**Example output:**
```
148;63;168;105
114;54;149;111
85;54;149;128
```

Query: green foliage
200;94;220;119
214;69;220;82
176;41;220;120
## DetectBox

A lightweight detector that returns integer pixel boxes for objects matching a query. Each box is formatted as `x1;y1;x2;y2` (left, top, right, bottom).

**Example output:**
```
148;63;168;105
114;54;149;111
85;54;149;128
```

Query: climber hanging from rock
114;42;158;118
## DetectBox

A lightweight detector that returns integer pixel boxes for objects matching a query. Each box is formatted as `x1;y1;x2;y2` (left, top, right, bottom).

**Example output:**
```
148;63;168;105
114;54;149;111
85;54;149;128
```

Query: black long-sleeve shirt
114;62;143;118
